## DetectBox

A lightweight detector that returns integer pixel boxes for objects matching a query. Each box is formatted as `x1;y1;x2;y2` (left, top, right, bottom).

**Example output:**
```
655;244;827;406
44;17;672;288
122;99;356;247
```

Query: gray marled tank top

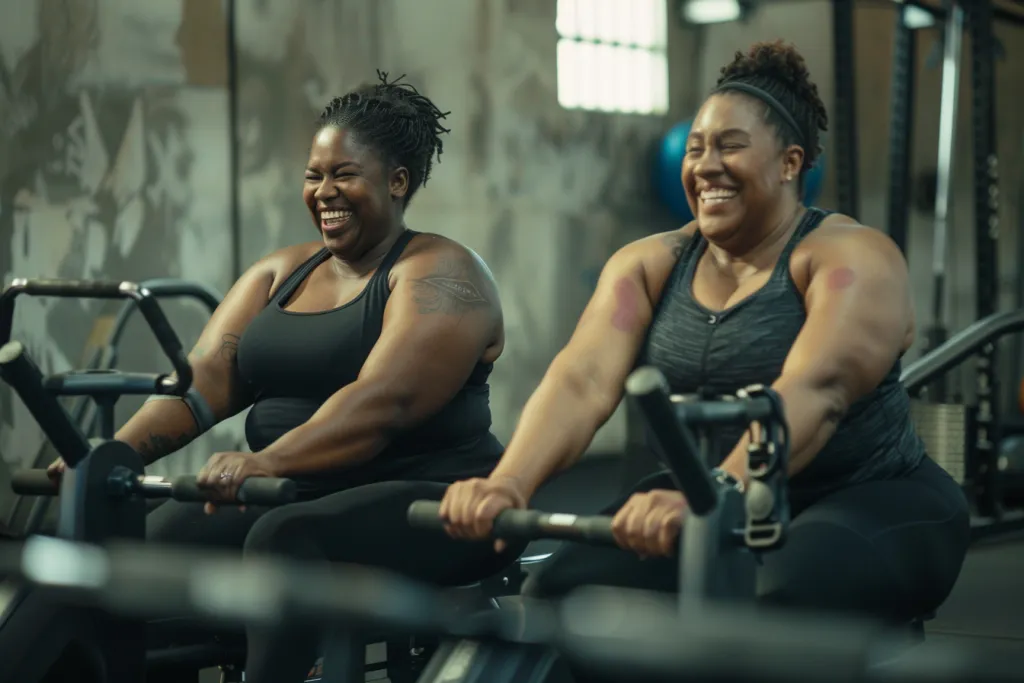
639;207;926;503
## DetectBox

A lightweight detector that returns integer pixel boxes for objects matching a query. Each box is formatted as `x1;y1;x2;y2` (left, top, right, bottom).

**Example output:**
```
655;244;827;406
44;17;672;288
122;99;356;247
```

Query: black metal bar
970;0;1001;518
865;0;1024;29
625;368;719;517
832;0;860;218
0;342;92;467
226;0;241;281
1013;130;1024;407
886;5;917;256
900;309;1024;393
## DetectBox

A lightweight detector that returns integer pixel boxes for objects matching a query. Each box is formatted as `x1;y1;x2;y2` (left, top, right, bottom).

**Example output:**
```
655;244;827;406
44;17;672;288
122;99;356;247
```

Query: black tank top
236;231;503;490
640;208;926;503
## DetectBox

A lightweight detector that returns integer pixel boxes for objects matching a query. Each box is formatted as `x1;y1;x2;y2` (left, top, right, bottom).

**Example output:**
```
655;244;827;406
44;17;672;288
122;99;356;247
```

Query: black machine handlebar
0;278;193;397
0;342;92;466
108;278;222;350
407;501;616;546
408;368;786;544
127;278;222;314
43;371;173;398
168;476;296;506
669;392;777;425
10;468;297;506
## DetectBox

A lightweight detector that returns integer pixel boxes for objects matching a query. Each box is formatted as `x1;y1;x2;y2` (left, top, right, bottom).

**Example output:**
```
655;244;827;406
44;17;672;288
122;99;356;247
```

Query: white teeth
321;210;352;220
700;189;738;201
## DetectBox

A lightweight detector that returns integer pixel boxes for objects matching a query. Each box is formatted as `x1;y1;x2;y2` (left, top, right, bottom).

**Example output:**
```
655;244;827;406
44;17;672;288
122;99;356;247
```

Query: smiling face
682;93;803;242
302;125;409;258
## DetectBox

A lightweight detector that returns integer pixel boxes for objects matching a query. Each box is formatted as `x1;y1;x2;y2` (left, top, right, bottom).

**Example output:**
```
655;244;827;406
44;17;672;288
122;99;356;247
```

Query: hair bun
719;40;814;94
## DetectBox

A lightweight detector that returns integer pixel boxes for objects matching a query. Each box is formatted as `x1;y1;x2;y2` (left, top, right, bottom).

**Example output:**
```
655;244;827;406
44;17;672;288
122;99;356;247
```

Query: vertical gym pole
885;3;917;258
969;0;1002;519
226;0;242;281
923;0;964;403
832;0;859;219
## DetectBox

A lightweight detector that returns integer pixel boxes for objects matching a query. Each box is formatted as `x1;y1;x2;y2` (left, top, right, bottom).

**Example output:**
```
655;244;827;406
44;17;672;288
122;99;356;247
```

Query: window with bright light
556;0;669;115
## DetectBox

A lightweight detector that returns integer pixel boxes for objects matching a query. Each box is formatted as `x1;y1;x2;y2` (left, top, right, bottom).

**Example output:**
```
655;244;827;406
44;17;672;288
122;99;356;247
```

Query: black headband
713;81;805;149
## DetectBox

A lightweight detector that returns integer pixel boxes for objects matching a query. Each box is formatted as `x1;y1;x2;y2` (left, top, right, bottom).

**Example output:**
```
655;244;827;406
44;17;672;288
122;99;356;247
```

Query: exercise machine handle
9;468;298;507
407;501;616;546
131;288;191;396
135;278;222;315
107;278;223;352
0;278;192;396
10;469;59;496
625;367;718;516
44;370;169;397
170;476;298;506
0;279;126;346
0;342;92;467
673;395;776;425
11;279;127;298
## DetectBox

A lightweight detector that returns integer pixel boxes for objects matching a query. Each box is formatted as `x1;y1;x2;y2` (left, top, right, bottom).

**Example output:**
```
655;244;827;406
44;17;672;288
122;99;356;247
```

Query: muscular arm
717;226;913;482
255;244;502;476
489;231;689;500
115;261;275;465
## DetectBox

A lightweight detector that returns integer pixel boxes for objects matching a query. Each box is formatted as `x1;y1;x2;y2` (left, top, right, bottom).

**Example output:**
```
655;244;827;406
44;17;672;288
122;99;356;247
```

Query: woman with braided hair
31;73;517;682
441;40;970;638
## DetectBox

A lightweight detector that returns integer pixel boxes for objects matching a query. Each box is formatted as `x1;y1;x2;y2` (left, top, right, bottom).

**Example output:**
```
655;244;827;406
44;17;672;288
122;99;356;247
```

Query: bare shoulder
261;242;324;271
790;215;908;291
605;222;698;300
610;222;698;269
392;232;501;315
254;242;325;298
800;215;906;266
655;221;699;259
398;233;496;279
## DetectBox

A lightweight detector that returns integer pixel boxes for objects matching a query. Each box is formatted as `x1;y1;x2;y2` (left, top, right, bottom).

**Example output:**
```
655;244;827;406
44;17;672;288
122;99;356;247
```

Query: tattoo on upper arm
216;334;241;361
662;232;692;260
410;256;490;315
136;431;193;463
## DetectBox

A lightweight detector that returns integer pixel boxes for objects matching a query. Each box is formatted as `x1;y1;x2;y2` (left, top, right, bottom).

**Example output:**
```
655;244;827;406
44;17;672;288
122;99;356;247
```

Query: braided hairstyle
716;40;829;175
317;71;451;205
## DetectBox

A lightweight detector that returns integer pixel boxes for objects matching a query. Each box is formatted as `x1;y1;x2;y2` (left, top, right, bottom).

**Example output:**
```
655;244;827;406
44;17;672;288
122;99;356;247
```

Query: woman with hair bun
440;40;970;632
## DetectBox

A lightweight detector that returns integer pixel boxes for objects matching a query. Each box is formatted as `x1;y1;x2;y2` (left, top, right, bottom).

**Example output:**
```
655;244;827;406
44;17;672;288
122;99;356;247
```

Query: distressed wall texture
0;0;239;515
0;0;697;519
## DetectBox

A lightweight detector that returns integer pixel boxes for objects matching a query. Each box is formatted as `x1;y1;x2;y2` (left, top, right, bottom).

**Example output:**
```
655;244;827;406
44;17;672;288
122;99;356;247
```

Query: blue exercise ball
803;153;825;207
653;121;827;218
653;120;694;224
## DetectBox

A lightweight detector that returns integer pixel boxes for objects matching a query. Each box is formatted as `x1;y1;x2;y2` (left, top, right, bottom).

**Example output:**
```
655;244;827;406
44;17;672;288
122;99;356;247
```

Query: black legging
526;455;970;630
146;480;522;683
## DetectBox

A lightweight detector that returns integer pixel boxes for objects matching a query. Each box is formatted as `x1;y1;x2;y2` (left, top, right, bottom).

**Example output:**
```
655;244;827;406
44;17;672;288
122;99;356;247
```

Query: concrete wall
0;0;240;508
0;0;698;521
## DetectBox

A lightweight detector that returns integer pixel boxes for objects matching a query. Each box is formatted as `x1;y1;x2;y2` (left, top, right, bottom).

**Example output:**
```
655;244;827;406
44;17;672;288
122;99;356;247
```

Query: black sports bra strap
271;248;331;306
377;230;418;275
772;207;829;280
